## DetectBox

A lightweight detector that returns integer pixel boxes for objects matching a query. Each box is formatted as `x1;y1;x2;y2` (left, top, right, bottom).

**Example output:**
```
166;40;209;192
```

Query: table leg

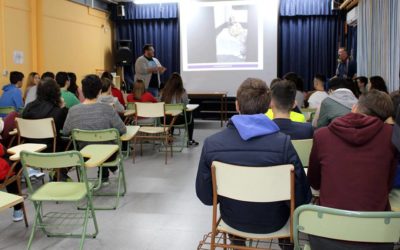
220;95;223;127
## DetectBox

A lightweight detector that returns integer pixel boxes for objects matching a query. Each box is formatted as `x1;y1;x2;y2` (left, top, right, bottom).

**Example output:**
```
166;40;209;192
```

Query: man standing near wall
335;47;357;79
134;44;166;97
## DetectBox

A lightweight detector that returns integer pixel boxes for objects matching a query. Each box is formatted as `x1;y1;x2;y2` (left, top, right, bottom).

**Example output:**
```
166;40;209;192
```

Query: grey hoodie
97;95;125;113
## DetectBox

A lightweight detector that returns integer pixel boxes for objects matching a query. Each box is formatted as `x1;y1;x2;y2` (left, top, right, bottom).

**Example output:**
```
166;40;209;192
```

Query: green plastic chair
20;150;98;250
291;139;313;168
163;103;188;152
293;204;400;250
71;128;126;210
301;108;317;122
0;106;15;116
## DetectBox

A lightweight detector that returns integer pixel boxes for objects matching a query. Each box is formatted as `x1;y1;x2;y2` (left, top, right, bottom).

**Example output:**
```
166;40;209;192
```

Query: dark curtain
114;3;180;85
278;0;346;90
347;25;357;62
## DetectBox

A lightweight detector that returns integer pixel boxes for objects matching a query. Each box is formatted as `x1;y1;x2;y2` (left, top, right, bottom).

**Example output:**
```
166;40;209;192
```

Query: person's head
368;76;388;93
269;78;281;89
338;47;349;62
101;77;112;94
236;78;270;114
161;72;185;103
313;74;326;91
390;92;400;119
133;79;146;100
67;72;78;94
327;77;350;92
353;90;393;121
356;76;368;93
10;71;24;87
270;80;297;115
101;71;113;81
27;72;40;87
41;71;55;80
283;72;303;92
36;78;62;107
82;74;102;100
143;44;155;58
55;72;70;89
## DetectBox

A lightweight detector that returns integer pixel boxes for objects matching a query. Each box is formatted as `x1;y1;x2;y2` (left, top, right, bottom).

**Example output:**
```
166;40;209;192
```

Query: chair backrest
165;103;187;126
211;161;294;202
71;128;121;146
0;106;15;116
135;102;165;118
15;117;56;139
126;102;136;112
293;205;400;246
291;139;313;168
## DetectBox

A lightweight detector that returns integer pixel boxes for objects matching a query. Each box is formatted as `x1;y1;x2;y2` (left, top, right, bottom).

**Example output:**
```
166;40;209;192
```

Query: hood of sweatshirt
328;112;384;146
328;88;358;109
231;114;280;141
2;84;17;92
98;95;115;104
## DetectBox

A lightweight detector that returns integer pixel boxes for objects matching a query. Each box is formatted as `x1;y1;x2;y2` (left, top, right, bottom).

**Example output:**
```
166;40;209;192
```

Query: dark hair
161;72;185;103
328;78;352;91
236;78;270;114
101;71;113;81
143;44;154;53
36;78;62;107
41;71;55;80
314;74;326;83
390;92;400;118
10;71;24;84
82;74;102;100
55;72;69;88
271;80;296;113
269;78;281;89
67;72;79;97
101;77;112;93
357;90;393;121
356;76;368;85
283;72;304;92
369;76;388;93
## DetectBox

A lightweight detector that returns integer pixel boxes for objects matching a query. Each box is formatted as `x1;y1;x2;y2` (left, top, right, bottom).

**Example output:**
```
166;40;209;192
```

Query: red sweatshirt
111;87;125;106
127;92;157;103
308;112;397;211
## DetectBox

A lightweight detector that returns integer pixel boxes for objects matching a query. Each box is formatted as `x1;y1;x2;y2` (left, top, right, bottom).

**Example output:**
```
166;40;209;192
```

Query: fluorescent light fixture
133;0;179;4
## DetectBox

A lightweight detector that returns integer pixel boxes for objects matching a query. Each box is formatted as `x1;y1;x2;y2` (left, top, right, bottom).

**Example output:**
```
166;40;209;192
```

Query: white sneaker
12;209;23;222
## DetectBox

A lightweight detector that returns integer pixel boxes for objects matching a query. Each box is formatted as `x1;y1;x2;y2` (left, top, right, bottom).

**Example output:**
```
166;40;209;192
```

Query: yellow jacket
265;109;306;123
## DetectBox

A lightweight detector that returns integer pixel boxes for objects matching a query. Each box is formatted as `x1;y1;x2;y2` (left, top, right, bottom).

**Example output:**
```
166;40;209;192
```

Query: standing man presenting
335;47;357;79
134;44;166;97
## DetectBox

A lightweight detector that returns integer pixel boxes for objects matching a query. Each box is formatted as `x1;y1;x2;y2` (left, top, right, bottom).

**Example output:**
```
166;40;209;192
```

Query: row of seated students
196;77;399;249
0;70;197;222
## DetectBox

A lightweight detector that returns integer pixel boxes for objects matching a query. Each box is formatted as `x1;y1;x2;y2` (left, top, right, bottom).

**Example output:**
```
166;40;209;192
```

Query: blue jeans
147;87;159;98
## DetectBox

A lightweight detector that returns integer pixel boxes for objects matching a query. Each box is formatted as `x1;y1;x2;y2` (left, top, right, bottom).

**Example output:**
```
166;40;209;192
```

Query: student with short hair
196;77;311;248
308;90;396;249
63;74;126;183
270;80;313;139
127;79;157;103
41;71;55;80
98;77;125;113
0;71;24;113
307;74;328;109
55;72;80;108
355;76;368;95
101;71;125;106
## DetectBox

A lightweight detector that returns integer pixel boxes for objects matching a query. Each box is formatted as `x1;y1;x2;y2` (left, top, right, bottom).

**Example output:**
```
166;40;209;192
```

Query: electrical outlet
2;70;8;76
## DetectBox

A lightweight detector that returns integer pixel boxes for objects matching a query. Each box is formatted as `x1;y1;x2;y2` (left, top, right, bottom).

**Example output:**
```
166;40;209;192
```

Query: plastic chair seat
31;182;92;201
139;127;167;134
217;218;290;240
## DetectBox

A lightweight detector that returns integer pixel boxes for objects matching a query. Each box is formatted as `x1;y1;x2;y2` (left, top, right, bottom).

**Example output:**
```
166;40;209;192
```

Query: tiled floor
0;120;220;250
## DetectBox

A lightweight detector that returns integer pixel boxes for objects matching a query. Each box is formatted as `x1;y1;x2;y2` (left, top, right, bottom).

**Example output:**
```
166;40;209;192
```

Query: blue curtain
279;0;346;90
347;26;357;62
114;3;180;85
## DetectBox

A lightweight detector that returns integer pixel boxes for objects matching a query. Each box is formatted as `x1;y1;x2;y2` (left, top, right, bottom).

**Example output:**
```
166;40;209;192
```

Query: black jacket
196;118;311;234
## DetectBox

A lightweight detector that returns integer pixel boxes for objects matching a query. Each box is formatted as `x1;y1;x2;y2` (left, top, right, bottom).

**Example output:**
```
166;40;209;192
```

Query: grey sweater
62;103;126;137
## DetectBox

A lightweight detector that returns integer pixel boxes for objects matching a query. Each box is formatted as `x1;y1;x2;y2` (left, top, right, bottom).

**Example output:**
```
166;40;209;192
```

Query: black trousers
166;112;194;141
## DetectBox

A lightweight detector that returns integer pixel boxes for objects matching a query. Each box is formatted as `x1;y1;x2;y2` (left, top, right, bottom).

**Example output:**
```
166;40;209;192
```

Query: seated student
308;90;396;249
98;77;125;113
0;71;24;114
63;74;126;184
127;79;157;103
368;75;388;93
270;80;313;140
283;72;305;109
161;72;198;146
355;76;368;96
24;72;40;105
56;72;80;108
101;71;126;107
67;72;84;102
196;78;311;248
307;74;328;109
315;78;358;128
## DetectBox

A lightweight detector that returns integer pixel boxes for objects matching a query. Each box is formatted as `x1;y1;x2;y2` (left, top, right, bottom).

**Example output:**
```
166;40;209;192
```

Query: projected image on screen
181;1;263;71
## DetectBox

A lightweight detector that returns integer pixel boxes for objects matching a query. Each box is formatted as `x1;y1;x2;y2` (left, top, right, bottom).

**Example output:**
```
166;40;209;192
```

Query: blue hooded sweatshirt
196;114;311;234
0;84;23;114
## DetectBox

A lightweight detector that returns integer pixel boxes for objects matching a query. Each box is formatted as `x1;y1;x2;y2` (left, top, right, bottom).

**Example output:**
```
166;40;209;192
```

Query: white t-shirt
308;91;329;109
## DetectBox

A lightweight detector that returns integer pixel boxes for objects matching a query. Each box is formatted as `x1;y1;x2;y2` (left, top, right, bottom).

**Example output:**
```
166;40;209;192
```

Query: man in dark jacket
195;78;311;245
308;90;396;249
270;80;313;139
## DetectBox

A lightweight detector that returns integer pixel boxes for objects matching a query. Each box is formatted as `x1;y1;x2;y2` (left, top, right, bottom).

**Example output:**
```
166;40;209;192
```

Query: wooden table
80;144;119;168
0;191;23;212
188;92;228;127
7;143;47;161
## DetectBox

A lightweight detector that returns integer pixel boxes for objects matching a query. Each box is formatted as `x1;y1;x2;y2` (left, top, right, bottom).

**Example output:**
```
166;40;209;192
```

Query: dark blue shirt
273;118;314;140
